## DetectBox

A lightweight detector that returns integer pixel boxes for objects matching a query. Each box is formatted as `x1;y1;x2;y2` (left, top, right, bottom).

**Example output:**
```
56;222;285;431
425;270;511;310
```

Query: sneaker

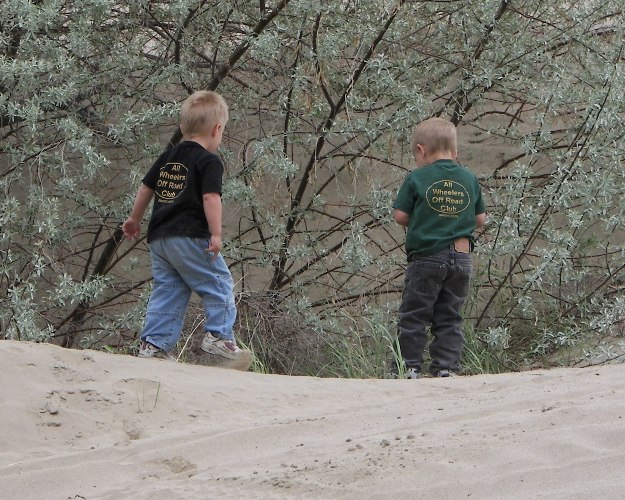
138;340;174;361
406;368;421;379
201;333;241;360
435;369;454;378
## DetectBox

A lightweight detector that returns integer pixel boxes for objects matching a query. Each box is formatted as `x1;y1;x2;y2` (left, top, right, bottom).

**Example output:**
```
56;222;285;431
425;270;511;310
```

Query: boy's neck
183;122;223;153
423;150;456;164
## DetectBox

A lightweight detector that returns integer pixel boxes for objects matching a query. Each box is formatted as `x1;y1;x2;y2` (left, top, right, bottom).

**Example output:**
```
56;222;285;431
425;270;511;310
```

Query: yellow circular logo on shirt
426;180;470;215
156;163;188;202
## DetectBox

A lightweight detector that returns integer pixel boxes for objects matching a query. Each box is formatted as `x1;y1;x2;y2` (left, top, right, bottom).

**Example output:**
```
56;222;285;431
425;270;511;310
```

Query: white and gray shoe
138;340;175;361
201;333;241;360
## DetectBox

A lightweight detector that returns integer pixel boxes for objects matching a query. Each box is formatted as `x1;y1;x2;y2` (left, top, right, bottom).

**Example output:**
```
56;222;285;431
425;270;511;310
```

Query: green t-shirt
393;159;485;258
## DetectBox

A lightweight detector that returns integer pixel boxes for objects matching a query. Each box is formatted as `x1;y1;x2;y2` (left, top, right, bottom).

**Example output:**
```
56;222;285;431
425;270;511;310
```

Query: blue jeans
141;236;237;352
398;247;472;374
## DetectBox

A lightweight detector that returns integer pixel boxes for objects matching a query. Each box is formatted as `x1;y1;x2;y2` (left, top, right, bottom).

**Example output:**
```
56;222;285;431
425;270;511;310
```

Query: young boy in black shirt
123;91;240;361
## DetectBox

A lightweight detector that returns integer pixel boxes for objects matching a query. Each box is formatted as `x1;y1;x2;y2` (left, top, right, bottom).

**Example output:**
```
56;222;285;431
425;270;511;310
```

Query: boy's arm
203;192;223;256
393;209;410;227
122;183;154;240
476;212;486;228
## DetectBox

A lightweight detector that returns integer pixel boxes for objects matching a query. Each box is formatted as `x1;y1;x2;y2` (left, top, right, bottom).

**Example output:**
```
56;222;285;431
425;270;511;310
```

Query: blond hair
411;117;457;157
180;91;229;136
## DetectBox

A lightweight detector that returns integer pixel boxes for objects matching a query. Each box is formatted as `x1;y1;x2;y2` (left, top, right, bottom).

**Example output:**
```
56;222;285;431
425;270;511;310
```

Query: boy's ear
212;123;222;136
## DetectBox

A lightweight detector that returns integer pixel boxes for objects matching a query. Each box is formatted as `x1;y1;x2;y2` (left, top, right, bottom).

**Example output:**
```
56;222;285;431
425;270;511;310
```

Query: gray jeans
398;247;472;375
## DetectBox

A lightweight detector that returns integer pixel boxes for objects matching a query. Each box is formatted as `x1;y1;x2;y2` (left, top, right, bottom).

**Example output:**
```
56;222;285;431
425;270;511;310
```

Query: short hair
180;91;229;136
411;117;457;157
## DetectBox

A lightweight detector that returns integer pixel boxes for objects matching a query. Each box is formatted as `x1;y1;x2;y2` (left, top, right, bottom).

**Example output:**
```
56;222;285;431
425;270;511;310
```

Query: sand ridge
1;340;624;499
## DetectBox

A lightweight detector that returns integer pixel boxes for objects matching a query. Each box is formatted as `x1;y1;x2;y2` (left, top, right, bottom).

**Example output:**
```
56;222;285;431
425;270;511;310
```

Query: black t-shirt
142;141;223;242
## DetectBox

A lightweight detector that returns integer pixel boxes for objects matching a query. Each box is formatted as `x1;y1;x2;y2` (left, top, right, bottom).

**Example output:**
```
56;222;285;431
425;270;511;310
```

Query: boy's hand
123;184;153;240
206;236;222;258
122;218;141;240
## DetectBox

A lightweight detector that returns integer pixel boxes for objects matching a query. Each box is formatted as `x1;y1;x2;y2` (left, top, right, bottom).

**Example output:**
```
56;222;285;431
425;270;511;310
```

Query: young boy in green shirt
393;118;486;378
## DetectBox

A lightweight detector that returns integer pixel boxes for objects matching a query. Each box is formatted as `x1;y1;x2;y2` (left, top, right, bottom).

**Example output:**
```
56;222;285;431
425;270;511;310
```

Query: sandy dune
1;340;624;499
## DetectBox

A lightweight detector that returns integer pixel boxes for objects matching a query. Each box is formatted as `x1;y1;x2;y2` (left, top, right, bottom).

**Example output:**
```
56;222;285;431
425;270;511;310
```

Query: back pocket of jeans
412;265;444;295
